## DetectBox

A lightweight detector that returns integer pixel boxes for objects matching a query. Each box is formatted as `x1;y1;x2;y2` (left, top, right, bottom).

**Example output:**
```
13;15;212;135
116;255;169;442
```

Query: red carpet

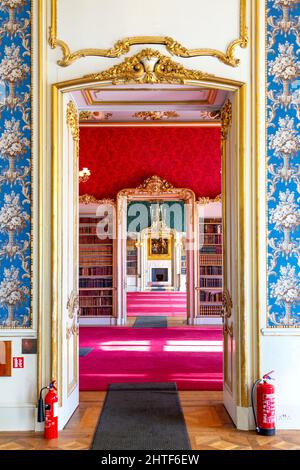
79;327;223;391
127;292;187;317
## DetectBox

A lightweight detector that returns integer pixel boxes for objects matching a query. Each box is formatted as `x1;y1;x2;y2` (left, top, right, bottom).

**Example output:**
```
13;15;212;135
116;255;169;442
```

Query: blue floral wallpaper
0;0;31;328
0;1;298;328
267;0;300;327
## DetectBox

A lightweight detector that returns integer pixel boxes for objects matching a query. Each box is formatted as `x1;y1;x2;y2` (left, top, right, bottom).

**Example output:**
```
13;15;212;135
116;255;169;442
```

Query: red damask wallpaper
79;126;221;199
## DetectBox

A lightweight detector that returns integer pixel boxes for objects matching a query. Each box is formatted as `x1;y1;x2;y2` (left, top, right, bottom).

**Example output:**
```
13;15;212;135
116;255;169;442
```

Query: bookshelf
198;217;223;318
79;207;115;324
127;238;138;276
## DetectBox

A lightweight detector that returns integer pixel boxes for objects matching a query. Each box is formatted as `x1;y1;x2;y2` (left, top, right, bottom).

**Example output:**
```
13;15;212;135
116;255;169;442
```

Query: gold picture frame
148;235;172;260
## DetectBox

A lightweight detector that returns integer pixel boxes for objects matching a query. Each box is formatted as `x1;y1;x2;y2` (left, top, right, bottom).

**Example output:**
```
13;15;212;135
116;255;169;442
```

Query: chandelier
79;167;91;183
150;204;169;234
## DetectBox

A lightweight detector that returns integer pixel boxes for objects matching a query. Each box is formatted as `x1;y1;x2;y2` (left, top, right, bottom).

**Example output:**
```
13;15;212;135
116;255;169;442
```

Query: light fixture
79;167;91;183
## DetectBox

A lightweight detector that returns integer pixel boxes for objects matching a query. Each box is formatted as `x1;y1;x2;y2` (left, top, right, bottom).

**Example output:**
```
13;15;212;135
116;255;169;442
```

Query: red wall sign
13;357;24;369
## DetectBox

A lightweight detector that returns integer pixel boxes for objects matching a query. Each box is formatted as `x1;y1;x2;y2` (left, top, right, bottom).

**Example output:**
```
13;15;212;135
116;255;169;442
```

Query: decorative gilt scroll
84;49;213;85
138;175;174;193
66;100;79;143
49;0;247;67
79;194;115;205
198;194;222;205
222;288;233;320
221;99;233;141
119;175;195;201
223;288;234;391
66;319;79;340
66;290;79;320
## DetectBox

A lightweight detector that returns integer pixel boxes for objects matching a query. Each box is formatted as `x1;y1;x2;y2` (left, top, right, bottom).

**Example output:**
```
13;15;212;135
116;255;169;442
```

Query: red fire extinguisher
251;371;275;436
37;380;58;440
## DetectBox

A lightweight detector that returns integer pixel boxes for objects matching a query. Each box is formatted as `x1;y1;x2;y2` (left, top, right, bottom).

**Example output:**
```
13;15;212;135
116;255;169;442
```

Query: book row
80;297;112;307
200;266;223;275
79;235;113;244
80;217;107;224
199;305;223;316
200;246;222;254
80;307;113;316
200;278;223;288
80;244;112;252
79;278;113;288
200;224;222;234
199;234;222;244
200;291;223;302
80;290;113;297
79;266;113;276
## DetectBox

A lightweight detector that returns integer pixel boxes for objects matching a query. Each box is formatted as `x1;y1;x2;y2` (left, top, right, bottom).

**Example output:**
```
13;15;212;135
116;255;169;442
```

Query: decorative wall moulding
133;111;179;121
83;49;215;85
198;194;222;205
261;328;300;337
79;194;115;205
49;0;248;67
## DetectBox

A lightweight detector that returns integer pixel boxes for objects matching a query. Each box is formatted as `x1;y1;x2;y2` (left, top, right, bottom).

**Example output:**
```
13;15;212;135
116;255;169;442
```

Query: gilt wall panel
266;0;300;327
0;0;32;328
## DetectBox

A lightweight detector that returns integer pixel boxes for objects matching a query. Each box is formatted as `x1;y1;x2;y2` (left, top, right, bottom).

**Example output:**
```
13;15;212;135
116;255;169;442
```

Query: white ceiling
70;84;228;123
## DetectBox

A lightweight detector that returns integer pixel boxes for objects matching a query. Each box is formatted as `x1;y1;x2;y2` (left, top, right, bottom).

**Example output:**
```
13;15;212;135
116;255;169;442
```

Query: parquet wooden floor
1;391;300;450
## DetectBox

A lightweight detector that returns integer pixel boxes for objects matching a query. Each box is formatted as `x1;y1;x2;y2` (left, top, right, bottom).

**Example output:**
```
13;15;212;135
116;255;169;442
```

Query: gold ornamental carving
138;175;175;193
221;99;232;141
67;290;79;320
224;323;234;338
66;100;79;142
66;319;79;340
133;111;179;121
118;175;195;205
84;49;214;85
79;194;115;205
79;111;113;122
79;111;92;121
198;194;222;205
49;0;247;68
222;288;233;319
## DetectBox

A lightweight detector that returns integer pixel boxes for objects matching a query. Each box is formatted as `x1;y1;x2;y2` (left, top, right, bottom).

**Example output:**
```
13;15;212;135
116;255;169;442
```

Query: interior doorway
50;50;247;429
126;199;189;327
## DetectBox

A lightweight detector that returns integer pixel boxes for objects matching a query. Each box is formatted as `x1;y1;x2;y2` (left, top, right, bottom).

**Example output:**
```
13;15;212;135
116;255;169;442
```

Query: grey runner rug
133;316;167;328
79;347;93;357
91;382;191;450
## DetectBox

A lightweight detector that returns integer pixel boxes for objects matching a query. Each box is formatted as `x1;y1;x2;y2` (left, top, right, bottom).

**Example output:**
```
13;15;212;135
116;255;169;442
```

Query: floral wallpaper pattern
267;0;300;327
0;1;298;328
0;0;31;328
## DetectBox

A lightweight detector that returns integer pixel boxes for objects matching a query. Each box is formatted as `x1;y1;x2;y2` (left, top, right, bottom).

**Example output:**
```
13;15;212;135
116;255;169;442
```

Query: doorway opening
51;51;247;428
76;86;224;390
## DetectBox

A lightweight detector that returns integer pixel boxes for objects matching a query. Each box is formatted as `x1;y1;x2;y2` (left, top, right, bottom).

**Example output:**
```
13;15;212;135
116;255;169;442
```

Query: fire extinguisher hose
251;379;261;433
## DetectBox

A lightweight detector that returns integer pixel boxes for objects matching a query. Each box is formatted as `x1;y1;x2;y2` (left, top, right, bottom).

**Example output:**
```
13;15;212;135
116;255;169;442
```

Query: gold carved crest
84;49;214;85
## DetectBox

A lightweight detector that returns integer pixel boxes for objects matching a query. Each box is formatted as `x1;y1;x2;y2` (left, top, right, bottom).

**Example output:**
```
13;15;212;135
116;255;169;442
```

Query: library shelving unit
126;238;138;291
196;200;223;324
79;200;116;325
126;238;138;276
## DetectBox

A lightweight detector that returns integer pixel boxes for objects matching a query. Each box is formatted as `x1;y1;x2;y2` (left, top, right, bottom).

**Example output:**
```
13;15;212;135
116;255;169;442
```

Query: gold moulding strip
79;194;115;205
49;0;248;67
198;194;222;204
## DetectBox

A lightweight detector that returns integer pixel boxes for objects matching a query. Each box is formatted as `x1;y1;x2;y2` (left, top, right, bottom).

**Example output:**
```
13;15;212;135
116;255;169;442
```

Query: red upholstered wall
79;126;221;199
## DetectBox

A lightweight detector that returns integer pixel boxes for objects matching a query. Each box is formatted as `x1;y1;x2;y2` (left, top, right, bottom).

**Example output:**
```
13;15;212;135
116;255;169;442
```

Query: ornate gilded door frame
50;50;249;427
117;175;196;325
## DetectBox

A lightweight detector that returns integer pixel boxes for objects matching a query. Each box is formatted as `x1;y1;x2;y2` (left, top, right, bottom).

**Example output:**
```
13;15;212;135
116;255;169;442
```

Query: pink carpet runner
79;327;223;391
127;292;187;317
